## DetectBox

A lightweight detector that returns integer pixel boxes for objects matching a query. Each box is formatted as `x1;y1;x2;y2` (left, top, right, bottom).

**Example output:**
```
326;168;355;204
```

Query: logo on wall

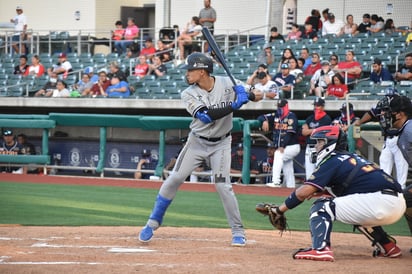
69;148;81;166
109;148;120;168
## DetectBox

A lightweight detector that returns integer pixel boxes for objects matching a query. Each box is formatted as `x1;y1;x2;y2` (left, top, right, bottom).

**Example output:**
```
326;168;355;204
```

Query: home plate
108;247;155;253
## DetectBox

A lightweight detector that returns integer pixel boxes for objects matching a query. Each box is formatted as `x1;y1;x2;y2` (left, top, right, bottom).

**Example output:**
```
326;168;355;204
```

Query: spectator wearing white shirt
10;6;27;54
309;60;334;97
254;71;279;100
322;13;344;36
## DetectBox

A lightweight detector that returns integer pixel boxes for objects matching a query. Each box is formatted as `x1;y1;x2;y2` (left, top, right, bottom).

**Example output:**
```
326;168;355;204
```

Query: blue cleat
231;236;246;247
138;225;154;243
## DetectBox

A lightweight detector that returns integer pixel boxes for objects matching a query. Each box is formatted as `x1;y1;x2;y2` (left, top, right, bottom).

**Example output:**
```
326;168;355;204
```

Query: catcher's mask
181;52;214;73
310;125;347;165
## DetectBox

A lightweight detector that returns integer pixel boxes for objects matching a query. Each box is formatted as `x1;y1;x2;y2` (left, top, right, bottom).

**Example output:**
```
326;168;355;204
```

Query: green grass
0;182;409;236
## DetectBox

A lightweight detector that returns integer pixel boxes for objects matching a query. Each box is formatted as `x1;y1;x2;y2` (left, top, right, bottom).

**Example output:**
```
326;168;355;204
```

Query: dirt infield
0;174;412;273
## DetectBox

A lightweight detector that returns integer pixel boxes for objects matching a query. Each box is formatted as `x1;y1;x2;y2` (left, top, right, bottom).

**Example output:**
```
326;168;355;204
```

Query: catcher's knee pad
309;197;336;250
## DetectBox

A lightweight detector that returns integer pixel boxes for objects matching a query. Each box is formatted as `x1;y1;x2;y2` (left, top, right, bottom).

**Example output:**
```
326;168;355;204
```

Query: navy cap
313;97;325;106
3;129;13;136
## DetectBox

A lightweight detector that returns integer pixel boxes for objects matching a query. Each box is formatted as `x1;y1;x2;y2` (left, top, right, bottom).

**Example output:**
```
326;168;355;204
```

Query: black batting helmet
181;53;213;73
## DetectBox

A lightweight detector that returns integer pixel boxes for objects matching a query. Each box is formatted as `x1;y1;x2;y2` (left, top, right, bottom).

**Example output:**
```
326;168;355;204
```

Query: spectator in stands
26;55;45;77
370;58;394;84
355;13;371;35
305;9;322;32
328;53;339;70
268;26;285;42
112;20;125;42
148;55;167;78
176;16;203;61
104;74;130;98
301;97;332;179
199;0;217;34
246;63;270;86
107;61;127;82
367;14;384;33
395;53;412;81
341;14;357;35
271;63;296;99
10;6;27;55
73;73;94;95
47;53;72;79
114;17;139;55
299;48;311;71
0;129;24;174
334;50;362;83
277;48;296;71
34;72;58;97
253;71;278;100
322;12;344;36
384;19;398;34
82;70;110;97
140;37;157;62
309;60;334;97
36;80;70;98
301;22;318;41
332;102;360;132
134;55;150;78
13;54;29;75
285;23;302;41
230;143;260;184
83;67;98;83
304;52;321;76
135;149;159;180
258;143;275;184
297;57;306;70
321;8;330;23
256;43;274;66
287;57;303;83
156;40;172;62
326;73;348;99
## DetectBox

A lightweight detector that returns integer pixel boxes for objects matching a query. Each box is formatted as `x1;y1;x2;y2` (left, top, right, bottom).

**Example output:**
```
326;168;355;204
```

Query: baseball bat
201;27;237;86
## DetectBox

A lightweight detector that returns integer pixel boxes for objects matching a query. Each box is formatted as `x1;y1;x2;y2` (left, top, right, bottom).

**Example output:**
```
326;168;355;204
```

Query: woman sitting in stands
134;55;150;78
26;55;45;77
326;73;348;99
103;74;130;98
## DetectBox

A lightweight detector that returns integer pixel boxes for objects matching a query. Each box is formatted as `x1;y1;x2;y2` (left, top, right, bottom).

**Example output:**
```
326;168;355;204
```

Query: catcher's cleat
231;236;246;247
293;246;334;262
266;182;281;188
138;225;154;243
376;242;402;258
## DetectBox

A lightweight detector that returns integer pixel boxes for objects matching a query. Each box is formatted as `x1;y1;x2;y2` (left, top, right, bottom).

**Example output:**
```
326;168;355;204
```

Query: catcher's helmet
181;52;213;73
310;125;347;165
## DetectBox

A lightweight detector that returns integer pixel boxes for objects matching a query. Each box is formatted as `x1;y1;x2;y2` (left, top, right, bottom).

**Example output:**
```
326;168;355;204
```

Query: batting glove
232;85;249;110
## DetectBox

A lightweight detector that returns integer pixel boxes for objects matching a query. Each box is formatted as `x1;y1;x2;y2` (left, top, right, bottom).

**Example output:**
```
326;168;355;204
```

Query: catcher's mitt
256;203;287;233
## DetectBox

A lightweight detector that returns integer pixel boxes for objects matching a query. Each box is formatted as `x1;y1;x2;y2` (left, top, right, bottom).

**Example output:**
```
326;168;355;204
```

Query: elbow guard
195;109;213;124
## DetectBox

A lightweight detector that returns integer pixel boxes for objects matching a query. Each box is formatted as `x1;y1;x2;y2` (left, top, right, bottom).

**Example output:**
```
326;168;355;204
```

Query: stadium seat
0;87;8;97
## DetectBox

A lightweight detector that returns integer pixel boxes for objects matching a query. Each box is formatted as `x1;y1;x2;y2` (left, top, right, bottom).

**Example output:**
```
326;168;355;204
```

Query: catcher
256;125;405;261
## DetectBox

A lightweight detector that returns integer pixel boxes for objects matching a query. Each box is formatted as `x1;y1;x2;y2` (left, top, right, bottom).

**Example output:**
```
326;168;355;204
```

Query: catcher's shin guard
354;226;396;257
309;197;336;250
149;194;172;226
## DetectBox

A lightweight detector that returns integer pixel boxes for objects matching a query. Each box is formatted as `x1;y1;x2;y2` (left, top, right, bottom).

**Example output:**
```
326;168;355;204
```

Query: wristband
284;191;302;210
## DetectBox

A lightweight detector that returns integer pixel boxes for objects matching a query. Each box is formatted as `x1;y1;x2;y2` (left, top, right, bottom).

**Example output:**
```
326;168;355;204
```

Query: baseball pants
305;145;317;180
271;144;300;188
379;136;408;189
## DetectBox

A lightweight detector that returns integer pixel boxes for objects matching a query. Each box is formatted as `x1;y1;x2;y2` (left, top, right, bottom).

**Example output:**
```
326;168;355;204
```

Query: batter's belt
193;131;231;142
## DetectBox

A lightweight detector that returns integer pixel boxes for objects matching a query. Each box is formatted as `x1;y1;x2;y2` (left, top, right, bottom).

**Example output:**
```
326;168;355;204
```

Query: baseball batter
354;88;408;189
138;52;258;246
272;125;405;261
301;97;332;179
258;99;300;188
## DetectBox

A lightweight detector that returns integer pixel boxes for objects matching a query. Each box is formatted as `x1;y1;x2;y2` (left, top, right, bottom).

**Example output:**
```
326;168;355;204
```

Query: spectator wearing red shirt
82;71;111;97
134;55;149;77
25;55;45;77
140;37;157;62
114;17;139;55
326;73;348;99
334;50;362;83
304;53;321;76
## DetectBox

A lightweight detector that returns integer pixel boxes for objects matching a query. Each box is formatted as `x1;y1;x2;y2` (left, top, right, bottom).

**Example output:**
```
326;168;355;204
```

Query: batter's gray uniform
157;75;244;238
